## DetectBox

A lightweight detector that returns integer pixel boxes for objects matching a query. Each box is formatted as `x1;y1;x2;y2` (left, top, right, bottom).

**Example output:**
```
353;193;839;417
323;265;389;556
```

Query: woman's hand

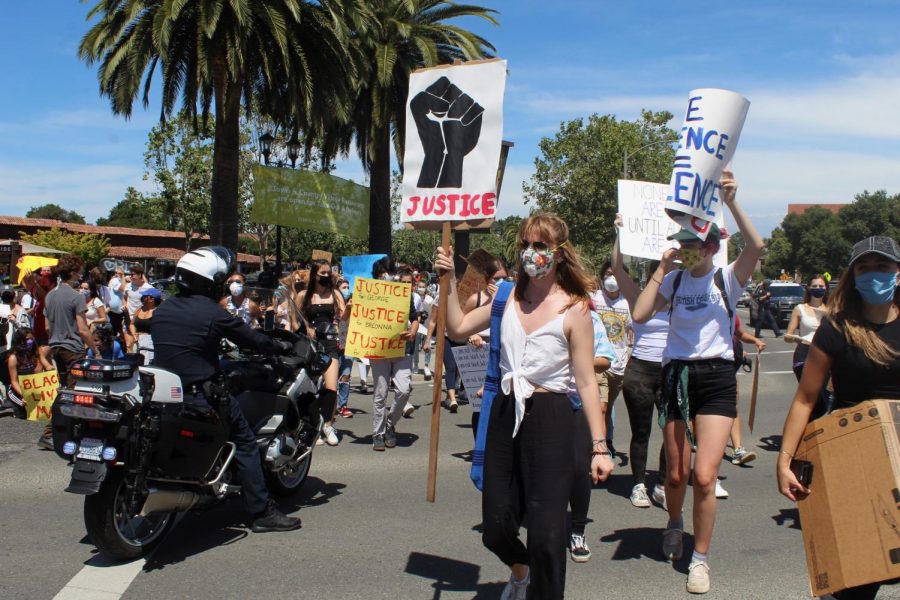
306;327;316;339
468;334;485;348
777;462;809;502
485;283;498;297
659;248;679;274
591;452;615;484
720;168;738;205
423;339;431;352
434;246;454;276
614;213;624;229
783;333;801;345
754;339;767;352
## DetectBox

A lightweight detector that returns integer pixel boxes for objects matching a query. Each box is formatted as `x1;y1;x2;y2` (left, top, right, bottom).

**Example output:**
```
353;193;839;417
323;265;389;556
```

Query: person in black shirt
152;246;300;533
778;235;900;599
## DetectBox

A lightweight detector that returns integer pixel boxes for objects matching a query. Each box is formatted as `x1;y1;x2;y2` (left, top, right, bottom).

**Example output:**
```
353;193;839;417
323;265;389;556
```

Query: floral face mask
521;241;566;279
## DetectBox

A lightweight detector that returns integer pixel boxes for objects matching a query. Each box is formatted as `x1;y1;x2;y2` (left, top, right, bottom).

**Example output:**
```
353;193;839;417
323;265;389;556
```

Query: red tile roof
0;215;208;239
108;246;260;264
787;204;846;216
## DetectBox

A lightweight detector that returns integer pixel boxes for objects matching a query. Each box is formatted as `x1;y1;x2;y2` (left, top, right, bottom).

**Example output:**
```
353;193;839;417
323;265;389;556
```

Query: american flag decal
171;387;183;400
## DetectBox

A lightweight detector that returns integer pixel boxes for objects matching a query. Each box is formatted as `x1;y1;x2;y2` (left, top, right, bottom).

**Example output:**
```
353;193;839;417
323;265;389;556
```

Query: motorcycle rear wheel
84;469;175;560
266;451;313;497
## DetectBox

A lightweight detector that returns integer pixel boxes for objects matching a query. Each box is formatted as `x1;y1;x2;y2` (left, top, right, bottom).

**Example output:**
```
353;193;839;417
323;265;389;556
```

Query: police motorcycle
49;283;331;560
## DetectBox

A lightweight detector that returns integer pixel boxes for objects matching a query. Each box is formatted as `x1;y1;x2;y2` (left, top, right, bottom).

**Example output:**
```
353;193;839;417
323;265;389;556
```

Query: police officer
151;247;301;533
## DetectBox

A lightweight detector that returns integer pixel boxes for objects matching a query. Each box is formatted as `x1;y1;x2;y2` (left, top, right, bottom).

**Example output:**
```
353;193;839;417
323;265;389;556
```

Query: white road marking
738;370;795;375
53;555;147;600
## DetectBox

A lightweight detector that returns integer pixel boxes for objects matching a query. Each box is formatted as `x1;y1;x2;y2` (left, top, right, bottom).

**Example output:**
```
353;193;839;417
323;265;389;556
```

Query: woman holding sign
299;260;348;447
5;327;54;419
632;170;764;595
434;213;614;600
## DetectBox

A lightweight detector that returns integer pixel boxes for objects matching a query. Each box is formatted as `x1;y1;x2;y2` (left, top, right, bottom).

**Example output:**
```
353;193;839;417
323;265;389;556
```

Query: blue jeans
337;355;354;410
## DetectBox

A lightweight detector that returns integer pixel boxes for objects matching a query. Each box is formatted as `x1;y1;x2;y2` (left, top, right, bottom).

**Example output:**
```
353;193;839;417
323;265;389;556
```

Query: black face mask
294;281;305;292
318;275;332;288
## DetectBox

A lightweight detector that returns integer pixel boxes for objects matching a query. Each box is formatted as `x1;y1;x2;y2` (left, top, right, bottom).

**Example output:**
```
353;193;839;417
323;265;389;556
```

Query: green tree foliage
79;0;354;250
524;110;676;270
96;187;166;229
19;228;110;269
26;203;86;224
330;0;498;254
838;190;900;244
727;231;745;262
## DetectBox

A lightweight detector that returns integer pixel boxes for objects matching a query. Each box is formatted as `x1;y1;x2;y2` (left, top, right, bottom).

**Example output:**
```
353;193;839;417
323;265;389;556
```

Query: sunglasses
519;239;566;253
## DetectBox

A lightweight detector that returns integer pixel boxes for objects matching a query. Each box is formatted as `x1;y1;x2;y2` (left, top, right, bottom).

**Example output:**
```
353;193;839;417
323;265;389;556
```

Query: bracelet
651;277;664;286
592;439;607;448
780;450;794;458
592;451;611;457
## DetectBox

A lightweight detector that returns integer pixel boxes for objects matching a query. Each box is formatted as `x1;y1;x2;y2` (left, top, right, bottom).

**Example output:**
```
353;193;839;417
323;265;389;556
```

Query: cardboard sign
20;369;59;422
341;254;388;294
664;89;750;240
617;179;727;267
451;344;488;409
344;277;411;359
311;249;333;263
748;353;760;433
401;60;507;226
456;265;487;311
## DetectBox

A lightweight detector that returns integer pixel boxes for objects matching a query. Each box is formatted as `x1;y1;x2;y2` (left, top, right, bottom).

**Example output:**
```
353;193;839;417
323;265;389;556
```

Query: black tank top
133;316;152;334
305;302;335;328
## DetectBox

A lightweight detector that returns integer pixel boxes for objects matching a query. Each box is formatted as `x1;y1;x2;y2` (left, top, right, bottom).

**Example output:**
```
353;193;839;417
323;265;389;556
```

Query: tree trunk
368;124;392;254
210;76;242;251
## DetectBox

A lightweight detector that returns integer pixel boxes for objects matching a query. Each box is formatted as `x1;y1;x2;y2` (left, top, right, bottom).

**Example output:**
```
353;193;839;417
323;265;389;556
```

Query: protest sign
341;254;388;293
344;277;411;359
251;165;369;238
456;265;487;311
664;89;750;240
311;249;333;263
401;59;507;229
21;369;59;422
618;180;727;267
451;345;488;410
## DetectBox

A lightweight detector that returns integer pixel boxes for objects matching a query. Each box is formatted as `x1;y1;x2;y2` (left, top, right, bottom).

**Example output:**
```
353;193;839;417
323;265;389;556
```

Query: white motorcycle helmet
174;246;235;298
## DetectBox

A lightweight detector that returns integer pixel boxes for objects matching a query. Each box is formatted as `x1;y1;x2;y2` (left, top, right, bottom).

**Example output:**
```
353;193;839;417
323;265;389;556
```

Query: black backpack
669;268;742;366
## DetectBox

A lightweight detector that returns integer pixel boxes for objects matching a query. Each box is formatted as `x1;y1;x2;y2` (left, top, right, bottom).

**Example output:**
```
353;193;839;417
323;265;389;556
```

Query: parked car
748;282;805;328
737;286;752;308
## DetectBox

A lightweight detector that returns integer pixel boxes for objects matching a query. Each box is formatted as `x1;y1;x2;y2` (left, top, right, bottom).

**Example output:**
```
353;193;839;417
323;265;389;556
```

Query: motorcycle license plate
77;438;104;462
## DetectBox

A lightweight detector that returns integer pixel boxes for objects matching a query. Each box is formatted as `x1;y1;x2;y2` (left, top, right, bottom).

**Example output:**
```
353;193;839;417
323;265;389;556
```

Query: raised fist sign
410;77;484;188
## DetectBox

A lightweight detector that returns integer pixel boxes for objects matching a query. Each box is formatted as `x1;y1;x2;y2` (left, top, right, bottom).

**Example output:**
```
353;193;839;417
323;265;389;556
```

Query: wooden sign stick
426;221;453;502
748;350;761;434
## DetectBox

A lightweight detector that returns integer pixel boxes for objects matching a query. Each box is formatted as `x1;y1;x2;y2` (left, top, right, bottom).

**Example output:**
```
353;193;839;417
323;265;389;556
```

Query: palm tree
336;0;498;254
79;0;354;249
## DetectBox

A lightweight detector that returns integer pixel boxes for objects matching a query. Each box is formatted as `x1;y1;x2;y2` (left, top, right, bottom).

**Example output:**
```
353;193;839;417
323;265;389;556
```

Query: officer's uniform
152;293;279;516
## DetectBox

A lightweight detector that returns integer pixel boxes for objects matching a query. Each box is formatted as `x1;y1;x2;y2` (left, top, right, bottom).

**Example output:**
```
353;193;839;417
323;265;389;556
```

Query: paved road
0;311;894;599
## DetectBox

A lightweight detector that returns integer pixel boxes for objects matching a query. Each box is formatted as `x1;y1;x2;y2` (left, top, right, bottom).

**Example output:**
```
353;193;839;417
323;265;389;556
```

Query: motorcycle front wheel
84;469;175;560
266;450;313;497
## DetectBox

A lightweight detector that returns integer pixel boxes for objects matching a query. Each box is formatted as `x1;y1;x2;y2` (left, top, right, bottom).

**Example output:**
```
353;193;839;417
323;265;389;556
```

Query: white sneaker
715;478;728;499
652;484;668;510
687;560;710;594
731;446;757;465
402;402;415;418
499;571;529;600
568;533;592;563
322;425;340;446
630;483;651;508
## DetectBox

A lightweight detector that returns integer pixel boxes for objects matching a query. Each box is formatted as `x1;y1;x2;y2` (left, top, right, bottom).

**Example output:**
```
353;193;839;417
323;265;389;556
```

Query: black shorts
663;358;737;420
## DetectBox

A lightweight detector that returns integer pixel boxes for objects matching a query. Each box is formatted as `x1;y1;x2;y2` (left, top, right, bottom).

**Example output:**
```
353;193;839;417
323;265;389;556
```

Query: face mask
293;281;304;292
229;282;244;297
680;247;703;270
25;339;34;351
416;287;427;296
80;289;91;298
341;289;351;300
855;271;898;305
521;247;554;279
318;275;332;288
808;287;826;299
492;277;505;285
603;276;619;293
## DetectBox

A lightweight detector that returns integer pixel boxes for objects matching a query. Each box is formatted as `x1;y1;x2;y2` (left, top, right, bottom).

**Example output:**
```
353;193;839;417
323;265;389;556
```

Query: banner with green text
251;165;369;239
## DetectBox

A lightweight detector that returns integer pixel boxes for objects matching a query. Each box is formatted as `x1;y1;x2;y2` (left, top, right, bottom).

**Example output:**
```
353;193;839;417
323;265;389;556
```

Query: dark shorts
663;358;737;420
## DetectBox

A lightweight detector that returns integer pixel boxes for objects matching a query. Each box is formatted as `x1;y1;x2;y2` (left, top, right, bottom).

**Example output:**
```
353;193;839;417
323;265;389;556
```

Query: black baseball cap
849;236;900;266
668;222;721;242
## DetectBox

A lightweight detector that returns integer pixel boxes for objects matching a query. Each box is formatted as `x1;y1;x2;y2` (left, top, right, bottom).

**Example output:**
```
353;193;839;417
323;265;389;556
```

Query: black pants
623;357;667;485
187;391;269;516
482;392;576;600
755;302;782;337
569;408;592;536
792;343;835;419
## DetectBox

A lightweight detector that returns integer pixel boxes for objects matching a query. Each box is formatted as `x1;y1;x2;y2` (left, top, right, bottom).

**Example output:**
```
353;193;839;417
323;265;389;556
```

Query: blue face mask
855;271;898;305
341;289;351;300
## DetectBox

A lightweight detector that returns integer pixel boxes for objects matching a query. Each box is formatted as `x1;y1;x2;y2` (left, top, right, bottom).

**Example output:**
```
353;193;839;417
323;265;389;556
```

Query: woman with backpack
632;170;764;594
434;213;614;600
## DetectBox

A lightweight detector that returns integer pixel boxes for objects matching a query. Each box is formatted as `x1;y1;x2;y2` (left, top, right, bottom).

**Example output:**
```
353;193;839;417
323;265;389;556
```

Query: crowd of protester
0;170;897;597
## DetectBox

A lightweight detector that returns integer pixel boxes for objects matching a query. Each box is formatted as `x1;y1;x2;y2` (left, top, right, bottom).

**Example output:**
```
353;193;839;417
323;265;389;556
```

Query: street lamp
622;137;678;179
259;132;274;165
286;133;301;169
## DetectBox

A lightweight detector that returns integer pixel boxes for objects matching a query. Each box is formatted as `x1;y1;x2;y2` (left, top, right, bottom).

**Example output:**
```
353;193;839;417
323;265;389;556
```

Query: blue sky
2;1;900;238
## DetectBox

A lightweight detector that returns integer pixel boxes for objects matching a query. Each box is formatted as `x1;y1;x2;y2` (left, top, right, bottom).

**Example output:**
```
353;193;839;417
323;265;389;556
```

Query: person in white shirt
591;261;633;456
632;170;764;595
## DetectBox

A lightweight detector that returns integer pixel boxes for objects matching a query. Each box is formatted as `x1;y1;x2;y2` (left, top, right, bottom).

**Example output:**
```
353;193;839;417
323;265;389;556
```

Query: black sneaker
250;502;301;533
373;435;386;452
37;434;54;451
385;426;397;449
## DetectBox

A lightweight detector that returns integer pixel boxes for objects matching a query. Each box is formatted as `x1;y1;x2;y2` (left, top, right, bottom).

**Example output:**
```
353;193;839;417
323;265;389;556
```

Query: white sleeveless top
798;304;822;343
499;299;572;437
632;310;669;363
226;296;255;327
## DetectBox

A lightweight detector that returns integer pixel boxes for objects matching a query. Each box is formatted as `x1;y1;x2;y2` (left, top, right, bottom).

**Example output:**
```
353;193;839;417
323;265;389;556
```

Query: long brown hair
826;266;900;366
802;274;829;305
301;259;338;316
514;213;595;308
